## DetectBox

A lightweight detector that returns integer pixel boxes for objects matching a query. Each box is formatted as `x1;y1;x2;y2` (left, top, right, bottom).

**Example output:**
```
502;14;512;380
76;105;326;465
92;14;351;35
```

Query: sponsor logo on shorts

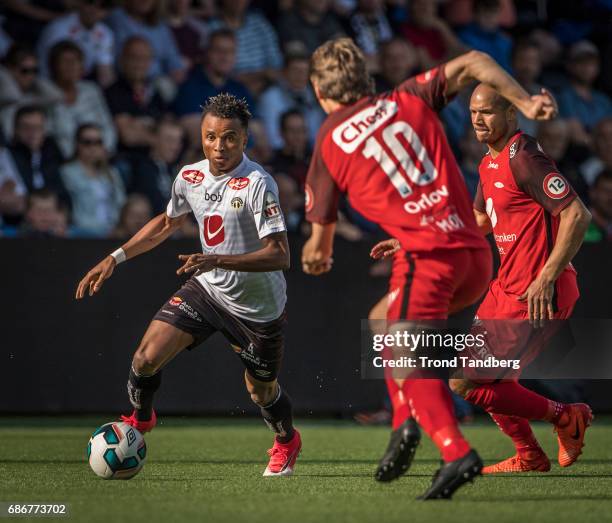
228;177;250;190
182;169;205;184
176;300;202;322
169;296;183;306
332;99;398;153
255;369;272;378
203;214;225;246
416;67;438;84
231;196;243;209
543;173;570;199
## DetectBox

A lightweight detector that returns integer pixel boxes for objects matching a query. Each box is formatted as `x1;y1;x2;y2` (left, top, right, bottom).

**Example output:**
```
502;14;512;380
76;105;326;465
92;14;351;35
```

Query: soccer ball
87;422;146;479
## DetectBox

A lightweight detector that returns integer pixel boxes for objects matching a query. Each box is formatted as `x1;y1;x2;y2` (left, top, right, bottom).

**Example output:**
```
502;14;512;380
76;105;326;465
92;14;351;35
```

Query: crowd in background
0;0;611;243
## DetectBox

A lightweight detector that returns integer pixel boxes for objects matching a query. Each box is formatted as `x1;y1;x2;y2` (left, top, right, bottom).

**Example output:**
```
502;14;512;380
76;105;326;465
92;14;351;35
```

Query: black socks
260;385;295;443
127;366;162;421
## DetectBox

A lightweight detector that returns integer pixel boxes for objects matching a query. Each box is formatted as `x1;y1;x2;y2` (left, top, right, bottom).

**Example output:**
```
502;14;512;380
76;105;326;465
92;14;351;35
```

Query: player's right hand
75;256;116;299
370;238;401;259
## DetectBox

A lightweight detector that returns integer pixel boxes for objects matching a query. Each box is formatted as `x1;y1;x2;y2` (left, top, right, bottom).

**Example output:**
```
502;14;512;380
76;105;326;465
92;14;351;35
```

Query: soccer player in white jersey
75;94;302;477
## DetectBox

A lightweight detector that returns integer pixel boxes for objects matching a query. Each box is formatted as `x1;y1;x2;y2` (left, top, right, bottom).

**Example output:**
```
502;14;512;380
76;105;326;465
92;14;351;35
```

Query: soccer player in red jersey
301;38;556;499
445;84;593;473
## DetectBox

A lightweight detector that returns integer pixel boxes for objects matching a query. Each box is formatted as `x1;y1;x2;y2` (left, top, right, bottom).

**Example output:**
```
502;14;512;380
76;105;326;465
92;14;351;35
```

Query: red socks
404;379;471;462
386;377;412;430
489;414;543;457
465;381;569;424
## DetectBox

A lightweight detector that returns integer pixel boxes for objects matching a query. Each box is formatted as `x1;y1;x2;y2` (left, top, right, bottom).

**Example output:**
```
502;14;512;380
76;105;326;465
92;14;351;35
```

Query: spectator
275;172;304;233
173;29;254;147
37;0;115;87
537;119;589;204
0;20;12;58
399;0;464;67
2;0;67;45
259;47;325;149
46;40;116;158
457;0;512;71
112;193;153;238
458;129;486;198
105;37;169;160
374;37;420;93
105;0;186;83
580;117;612;186
247;119;274;169
347;0;393;70
209;0;283;95
127;120;184;214
277;0;345;54
60;123;125;236
20;188;67;237
0;44;62;142
558;41;612;146
270;110;311;190
584;170;612;242
512;39;545;136
8;105;66;200
166;0;209;70
0;143;27;224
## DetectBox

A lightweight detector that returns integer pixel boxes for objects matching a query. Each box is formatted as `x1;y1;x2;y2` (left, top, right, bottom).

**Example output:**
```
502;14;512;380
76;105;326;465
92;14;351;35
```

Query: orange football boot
554;403;593;467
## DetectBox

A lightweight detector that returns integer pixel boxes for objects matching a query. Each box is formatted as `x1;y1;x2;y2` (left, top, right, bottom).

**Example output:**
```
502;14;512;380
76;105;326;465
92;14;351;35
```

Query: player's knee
249;382;277;407
449;378;475;398
132;342;164;375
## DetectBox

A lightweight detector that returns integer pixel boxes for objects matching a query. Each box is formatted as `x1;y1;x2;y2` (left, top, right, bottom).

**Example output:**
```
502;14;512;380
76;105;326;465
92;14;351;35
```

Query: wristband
110;248;126;264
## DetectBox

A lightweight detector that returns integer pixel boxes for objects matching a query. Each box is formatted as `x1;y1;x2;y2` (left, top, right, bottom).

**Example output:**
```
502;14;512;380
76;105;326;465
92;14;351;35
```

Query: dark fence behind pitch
0;238;610;414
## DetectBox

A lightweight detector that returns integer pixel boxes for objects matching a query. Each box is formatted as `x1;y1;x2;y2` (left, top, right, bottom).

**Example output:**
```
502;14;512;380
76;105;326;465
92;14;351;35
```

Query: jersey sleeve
474;180;485;212
166;175;192;217
396;65;452;112
509;137;577;216
305;135;340;224
250;175;287;239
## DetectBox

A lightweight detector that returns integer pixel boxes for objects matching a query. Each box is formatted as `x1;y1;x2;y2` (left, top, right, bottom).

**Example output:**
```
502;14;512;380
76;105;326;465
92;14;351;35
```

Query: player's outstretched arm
75;213;187;299
302;223;335;276
518;198;591;326
176;232;290;275
370;238;401;259
444;50;557;121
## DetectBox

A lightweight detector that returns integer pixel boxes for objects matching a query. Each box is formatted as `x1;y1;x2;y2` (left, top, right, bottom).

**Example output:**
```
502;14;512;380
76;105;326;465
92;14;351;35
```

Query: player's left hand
518;275;555;328
370;238;401;259
520;88;558;121
177;254;217;275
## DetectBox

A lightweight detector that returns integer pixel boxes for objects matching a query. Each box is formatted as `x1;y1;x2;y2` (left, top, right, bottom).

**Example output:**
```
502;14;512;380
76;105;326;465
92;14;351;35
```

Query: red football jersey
305;66;487;253
474;131;579;308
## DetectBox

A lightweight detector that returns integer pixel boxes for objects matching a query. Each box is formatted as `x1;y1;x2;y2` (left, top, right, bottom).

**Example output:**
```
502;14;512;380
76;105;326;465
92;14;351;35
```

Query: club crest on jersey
263;191;281;221
416;67;438;84
332;99;398;153
305;184;314;213
169;296;183;306
231;197;244;209
543;173;570;199
494;181;504;188
227;177;249;190
509;142;517;158
203;214;225;246
182;169;205;184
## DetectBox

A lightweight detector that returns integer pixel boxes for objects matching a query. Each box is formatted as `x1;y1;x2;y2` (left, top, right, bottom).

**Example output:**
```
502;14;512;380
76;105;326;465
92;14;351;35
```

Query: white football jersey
166;154;287;322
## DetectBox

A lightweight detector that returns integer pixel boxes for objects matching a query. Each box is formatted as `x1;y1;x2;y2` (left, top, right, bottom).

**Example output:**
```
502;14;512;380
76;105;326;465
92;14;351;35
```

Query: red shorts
467;271;579;380
387;247;492;321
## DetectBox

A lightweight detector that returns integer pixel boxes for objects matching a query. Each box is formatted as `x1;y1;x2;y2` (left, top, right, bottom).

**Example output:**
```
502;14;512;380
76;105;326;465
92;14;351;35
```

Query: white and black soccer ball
87;422;146;479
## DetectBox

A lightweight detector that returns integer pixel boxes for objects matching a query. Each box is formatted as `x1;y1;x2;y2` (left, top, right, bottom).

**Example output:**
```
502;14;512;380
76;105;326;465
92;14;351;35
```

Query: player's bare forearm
540;198;591;283
444;51;556;119
177;233;290;274
302;222;336;275
120;213;186;261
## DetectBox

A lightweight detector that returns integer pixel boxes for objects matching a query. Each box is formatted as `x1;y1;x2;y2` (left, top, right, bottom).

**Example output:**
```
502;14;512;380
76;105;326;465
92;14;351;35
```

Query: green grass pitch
1;417;611;523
